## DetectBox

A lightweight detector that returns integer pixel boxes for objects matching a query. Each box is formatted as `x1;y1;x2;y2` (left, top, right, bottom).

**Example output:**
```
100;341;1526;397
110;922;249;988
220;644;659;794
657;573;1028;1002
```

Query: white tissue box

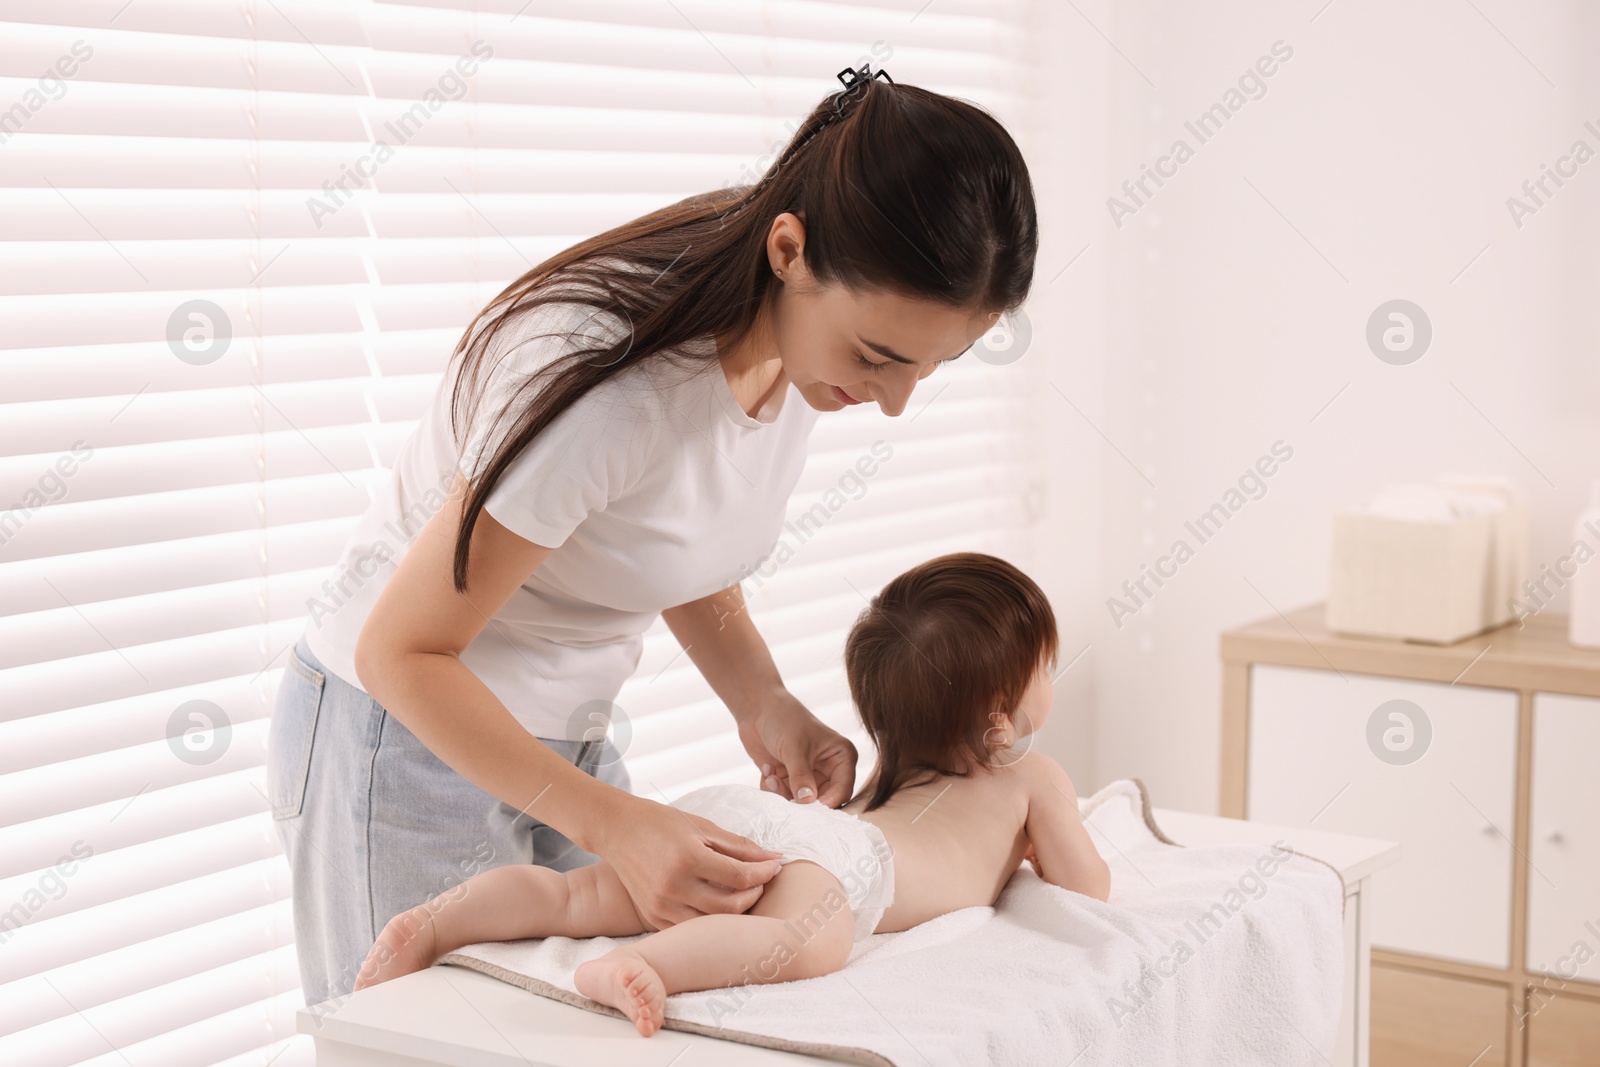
1326;511;1500;644
1435;478;1528;630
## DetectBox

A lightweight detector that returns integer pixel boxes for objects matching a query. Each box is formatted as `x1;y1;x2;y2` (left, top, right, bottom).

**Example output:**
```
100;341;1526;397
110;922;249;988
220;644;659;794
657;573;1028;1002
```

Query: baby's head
843;551;1059;812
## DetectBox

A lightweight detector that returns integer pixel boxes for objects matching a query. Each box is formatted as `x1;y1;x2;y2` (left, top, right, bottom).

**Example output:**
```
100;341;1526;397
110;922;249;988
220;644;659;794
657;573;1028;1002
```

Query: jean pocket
268;645;326;820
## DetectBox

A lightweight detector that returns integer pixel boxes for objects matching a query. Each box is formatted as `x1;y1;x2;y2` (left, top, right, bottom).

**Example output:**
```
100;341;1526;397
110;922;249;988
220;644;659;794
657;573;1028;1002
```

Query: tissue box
1326;511;1499;644
1435;476;1528;630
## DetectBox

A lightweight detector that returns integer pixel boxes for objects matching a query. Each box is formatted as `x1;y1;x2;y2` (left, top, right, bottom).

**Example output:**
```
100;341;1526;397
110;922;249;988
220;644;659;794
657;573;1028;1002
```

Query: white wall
1074;0;1600;814
1014;0;1114;791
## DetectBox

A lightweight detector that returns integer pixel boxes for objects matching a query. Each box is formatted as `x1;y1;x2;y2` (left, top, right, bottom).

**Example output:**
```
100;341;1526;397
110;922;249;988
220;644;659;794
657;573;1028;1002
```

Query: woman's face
763;213;1002;418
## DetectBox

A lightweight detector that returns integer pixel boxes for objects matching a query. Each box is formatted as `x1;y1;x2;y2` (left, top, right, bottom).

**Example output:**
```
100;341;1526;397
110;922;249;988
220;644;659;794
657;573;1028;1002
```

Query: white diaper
669;782;895;942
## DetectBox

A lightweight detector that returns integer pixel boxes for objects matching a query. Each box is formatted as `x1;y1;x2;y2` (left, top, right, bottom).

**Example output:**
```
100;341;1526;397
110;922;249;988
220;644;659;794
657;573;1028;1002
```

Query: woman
267;64;1038;1006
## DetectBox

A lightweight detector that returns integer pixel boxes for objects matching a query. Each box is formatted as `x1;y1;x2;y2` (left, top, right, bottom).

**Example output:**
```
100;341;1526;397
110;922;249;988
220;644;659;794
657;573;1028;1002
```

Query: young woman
266;64;1038;1006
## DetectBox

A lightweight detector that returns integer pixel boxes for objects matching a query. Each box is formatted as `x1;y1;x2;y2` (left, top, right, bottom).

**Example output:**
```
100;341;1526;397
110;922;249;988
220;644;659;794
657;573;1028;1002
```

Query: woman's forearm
355;646;630;854
660;582;786;722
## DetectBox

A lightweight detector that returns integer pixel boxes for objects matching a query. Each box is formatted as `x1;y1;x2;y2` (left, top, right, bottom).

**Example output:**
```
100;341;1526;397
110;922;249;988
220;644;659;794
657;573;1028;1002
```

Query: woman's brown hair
843;551;1059;812
442;71;1038;591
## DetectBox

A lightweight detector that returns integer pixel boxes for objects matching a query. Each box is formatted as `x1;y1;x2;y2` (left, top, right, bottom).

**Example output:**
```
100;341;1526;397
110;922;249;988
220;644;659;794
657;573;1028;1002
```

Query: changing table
295;806;1397;1066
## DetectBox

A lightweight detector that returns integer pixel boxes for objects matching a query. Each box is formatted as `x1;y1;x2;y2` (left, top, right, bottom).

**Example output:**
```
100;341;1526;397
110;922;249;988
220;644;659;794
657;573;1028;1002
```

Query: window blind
0;0;1031;1063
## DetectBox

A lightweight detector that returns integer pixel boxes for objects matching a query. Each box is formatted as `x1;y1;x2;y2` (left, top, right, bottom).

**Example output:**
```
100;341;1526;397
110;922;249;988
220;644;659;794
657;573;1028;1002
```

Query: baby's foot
354;905;438;991
574;949;666;1037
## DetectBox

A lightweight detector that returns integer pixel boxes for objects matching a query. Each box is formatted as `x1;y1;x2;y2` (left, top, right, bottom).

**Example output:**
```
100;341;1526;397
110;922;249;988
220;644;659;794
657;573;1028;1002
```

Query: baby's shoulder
942;756;1041;809
1006;751;1073;801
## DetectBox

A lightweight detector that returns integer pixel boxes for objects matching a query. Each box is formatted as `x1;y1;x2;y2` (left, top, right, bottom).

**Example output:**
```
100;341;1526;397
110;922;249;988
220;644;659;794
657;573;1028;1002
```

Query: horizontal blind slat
0;854;287;986
1;619;307;723
0;908;292;1049
0;522;353;623
7;977;304;1067
0;473;378;564
0;765;277;873
0;378;434;456
0;903;292;1041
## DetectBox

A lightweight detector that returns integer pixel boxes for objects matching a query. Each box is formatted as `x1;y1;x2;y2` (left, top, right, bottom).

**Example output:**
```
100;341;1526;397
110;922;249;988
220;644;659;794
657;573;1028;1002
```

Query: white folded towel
439;778;1345;1067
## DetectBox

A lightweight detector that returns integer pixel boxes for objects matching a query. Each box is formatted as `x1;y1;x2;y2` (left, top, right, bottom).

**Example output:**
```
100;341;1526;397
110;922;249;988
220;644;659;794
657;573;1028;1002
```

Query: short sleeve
455;302;653;548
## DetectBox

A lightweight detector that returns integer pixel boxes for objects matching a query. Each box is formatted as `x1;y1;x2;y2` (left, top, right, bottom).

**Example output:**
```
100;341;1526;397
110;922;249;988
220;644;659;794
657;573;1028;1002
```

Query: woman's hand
596;794;785;931
737;688;859;807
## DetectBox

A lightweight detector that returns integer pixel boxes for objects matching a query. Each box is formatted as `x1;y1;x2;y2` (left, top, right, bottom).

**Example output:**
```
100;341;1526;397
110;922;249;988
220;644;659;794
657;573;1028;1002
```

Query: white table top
1150;806;1400;885
300;962;848;1066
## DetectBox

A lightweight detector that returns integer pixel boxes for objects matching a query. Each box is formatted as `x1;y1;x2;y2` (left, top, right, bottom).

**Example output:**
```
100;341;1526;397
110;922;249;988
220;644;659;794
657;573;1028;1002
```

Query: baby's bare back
839;758;1033;933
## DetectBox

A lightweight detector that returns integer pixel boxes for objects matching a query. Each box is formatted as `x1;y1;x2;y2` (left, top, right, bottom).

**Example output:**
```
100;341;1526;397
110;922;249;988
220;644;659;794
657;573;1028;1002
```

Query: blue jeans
266;632;632;1007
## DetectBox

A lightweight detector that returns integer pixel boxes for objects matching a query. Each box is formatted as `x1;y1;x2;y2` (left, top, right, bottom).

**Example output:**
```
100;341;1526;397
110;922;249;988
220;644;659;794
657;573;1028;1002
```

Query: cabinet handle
1543;829;1564;844
1480;821;1498;835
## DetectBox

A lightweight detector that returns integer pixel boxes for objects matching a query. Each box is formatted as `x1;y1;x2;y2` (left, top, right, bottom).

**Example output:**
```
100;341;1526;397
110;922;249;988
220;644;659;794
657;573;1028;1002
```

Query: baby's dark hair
843;551;1059;812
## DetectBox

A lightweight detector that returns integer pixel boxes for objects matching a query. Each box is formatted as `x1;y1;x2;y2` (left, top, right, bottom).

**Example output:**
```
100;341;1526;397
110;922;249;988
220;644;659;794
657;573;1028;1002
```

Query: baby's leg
574;860;854;1037
356;860;651;990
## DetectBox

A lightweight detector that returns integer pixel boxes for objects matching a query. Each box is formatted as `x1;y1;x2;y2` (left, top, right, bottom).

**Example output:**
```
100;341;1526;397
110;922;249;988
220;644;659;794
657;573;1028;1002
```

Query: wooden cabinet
1526;989;1600;1066
1370;964;1510;1067
1222;606;1600;1067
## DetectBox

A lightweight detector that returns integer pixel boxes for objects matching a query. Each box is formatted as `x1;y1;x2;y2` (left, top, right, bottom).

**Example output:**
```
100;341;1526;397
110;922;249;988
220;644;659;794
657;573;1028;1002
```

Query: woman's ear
766;212;808;278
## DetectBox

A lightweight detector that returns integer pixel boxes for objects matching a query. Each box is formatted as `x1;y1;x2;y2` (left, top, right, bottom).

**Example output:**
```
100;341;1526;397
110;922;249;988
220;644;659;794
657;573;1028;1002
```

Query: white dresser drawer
1528;693;1600;985
1247;664;1517;968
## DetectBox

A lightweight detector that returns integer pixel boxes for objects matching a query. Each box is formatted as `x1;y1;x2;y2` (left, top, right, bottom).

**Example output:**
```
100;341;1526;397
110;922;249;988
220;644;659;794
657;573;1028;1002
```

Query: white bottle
1569;480;1600;648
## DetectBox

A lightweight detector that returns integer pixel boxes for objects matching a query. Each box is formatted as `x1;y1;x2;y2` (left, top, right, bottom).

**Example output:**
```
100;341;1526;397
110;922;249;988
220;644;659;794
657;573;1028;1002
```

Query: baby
353;550;1111;1036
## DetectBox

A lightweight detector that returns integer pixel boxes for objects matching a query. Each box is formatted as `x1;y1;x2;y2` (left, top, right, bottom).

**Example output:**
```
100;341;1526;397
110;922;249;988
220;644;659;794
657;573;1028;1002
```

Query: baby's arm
1023;757;1112;902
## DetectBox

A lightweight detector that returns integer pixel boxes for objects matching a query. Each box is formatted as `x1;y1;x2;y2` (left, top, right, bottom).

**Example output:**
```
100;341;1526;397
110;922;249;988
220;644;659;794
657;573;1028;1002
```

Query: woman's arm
352;473;783;929
353;475;609;849
660;582;784;723
662;582;859;807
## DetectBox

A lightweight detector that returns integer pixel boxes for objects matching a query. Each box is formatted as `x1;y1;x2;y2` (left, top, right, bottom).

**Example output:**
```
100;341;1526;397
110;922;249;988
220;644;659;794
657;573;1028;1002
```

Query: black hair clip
837;62;893;90
713;60;891;224
826;62;892;118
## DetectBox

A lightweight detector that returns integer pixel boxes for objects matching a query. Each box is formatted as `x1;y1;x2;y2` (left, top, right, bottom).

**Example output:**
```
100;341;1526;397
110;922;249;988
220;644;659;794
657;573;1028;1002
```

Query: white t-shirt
303;300;822;740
